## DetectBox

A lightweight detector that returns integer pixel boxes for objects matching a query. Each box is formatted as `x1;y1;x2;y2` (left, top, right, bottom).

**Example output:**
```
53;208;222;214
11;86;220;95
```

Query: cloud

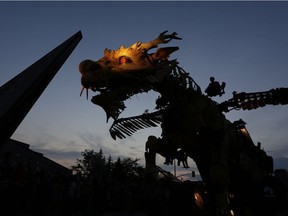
33;148;81;160
77;130;124;156
78;130;105;149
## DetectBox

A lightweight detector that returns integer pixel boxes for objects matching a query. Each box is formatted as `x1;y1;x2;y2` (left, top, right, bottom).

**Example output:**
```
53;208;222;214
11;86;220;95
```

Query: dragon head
79;31;182;121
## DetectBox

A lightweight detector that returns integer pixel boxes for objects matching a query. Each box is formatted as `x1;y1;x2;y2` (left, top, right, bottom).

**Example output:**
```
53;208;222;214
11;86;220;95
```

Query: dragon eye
119;56;132;64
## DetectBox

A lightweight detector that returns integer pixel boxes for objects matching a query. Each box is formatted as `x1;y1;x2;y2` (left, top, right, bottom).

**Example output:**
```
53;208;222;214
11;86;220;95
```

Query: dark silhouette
205;76;226;97
0;31;82;144
177;148;189;168
0;148;287;216
78;31;288;215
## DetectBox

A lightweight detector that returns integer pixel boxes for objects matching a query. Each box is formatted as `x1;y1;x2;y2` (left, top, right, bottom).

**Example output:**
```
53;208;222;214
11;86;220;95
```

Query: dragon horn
139;31;182;52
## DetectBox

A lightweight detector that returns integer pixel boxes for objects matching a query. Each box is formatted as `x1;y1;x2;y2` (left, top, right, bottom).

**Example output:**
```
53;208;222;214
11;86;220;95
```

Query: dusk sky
1;1;288;178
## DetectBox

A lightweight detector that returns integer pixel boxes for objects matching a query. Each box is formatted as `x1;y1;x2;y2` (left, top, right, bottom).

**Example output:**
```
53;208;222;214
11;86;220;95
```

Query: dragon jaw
79;31;182;121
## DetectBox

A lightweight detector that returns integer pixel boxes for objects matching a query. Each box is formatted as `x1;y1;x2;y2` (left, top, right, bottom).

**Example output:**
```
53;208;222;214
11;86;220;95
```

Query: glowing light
119;56;131;64
240;128;248;135
194;191;204;209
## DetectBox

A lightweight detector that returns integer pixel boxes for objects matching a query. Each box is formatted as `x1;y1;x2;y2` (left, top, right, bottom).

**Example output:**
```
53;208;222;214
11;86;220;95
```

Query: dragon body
79;31;287;215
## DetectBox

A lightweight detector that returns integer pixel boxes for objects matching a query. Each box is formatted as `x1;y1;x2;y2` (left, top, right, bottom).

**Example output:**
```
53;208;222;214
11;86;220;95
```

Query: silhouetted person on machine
205;76;226;97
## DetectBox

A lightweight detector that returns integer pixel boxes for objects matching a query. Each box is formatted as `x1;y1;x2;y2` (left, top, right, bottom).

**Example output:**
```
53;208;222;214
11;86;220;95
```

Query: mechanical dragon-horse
79;31;288;216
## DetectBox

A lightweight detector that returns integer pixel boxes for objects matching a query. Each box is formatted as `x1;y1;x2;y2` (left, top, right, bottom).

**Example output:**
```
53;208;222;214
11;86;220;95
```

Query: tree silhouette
72;149;105;178
71;149;145;182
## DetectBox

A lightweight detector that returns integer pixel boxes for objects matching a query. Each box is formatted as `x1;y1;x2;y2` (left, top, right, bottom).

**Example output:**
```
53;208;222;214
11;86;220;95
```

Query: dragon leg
196;128;233;216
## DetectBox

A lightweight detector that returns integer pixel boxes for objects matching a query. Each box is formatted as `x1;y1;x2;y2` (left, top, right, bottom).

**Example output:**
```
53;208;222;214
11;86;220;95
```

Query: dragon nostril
79;59;90;74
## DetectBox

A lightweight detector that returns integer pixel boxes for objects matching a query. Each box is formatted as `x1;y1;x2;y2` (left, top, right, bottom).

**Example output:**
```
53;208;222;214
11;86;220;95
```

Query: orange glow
240;127;252;140
194;191;204;209
119;56;131;64
240;128;248;136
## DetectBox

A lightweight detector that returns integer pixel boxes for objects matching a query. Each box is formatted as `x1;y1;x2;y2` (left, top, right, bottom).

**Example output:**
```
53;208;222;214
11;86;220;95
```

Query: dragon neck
153;65;202;110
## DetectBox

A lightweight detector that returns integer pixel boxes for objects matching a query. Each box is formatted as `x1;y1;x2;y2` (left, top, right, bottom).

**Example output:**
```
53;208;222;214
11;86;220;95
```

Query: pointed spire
0;31;82;144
